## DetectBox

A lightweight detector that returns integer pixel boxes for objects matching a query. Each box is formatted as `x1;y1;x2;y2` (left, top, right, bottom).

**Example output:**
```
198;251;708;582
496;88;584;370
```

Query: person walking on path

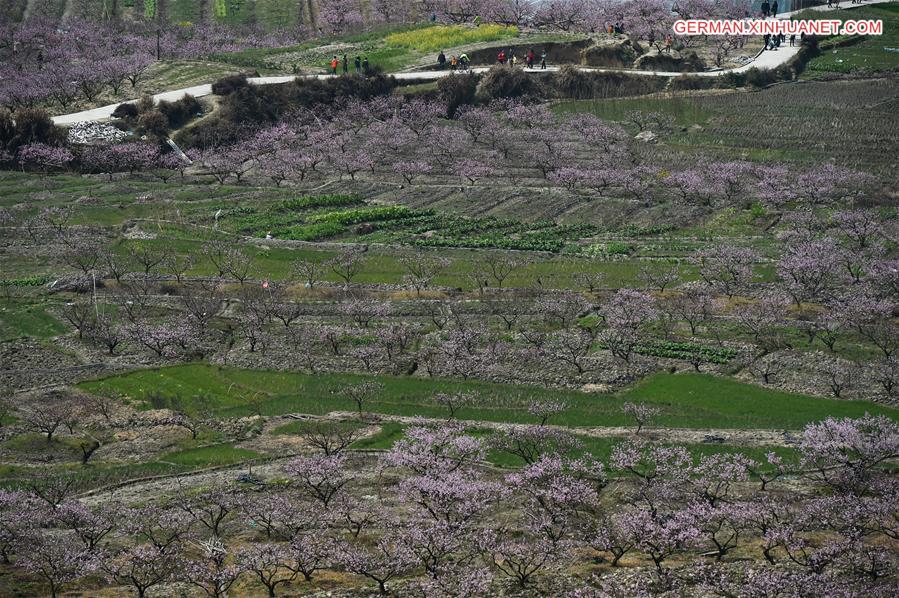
540;49;547;69
664;34;672;53
354;56;361;72
330;56;339;74
438;50;446;69
761;0;770;16
362;56;369;73
459;53;469;70
527;48;535;68
789;34;796;46
450;55;458;70
497;49;506;64
771;1;778;17
343;54;348;74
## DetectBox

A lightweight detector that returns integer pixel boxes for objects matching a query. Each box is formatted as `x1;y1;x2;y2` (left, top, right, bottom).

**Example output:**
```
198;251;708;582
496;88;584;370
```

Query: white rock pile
66;121;129;144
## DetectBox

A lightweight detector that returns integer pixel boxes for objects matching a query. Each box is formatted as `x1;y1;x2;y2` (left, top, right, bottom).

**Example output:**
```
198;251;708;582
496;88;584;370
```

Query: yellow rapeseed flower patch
385;24;518;52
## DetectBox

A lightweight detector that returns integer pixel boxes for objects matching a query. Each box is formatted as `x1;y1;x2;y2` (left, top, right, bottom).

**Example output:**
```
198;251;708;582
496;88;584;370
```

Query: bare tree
337;381;383;419
86;310;123;355
574;270;606;293
163;251;194;283
486;299;525;331
638;264;682;293
19;392;78;442
299;420;365;455
546;329;595;375
179;280;224;330
61;241;102;276
86;394;120;423
477;254;520;288
61;302;95;339
100;250;131;283
434;391;475;419
621;402;659;435
128;243;170;276
401;253;451;296
327;247;366;286
294;258;323;290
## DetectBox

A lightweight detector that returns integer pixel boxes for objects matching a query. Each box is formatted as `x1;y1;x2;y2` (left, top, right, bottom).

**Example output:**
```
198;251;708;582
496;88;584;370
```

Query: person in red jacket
497;50;506;64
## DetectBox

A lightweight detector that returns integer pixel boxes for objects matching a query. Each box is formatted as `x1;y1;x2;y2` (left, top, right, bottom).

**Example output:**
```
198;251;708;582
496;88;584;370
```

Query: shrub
437;72;479;117
669;75;716;91
717;72;746;89
0;108;15;150
137;110;170;137
111;103;139;120
212;74;249;95
158;94;203;129
554;65;594;99
744;68;777;88
183;74;397;145
174;116;245;149
219;85;280;123
136;95;155;113
476;65;540;103
587;72;668;98
8;107;65;149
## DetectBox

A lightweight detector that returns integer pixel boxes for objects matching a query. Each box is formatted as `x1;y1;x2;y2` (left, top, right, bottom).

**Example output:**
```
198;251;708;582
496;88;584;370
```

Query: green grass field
556;96;712;129
800;3;899;76
78;364;899;430
0;302;67;341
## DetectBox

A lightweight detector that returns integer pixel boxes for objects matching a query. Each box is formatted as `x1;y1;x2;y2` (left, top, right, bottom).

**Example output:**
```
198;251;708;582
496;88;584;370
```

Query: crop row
276;222;346;241
307;206;418;226
0;276;49;287
636;340;738;364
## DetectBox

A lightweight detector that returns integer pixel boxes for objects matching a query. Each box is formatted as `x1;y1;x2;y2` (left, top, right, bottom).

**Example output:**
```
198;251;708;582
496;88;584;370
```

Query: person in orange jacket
330;56;339;74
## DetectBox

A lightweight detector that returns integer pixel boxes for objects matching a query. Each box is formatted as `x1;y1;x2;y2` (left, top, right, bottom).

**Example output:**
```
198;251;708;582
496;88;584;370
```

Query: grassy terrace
555;78;899;172
799;2;899;76
79;364;899;430
0;301;66;341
